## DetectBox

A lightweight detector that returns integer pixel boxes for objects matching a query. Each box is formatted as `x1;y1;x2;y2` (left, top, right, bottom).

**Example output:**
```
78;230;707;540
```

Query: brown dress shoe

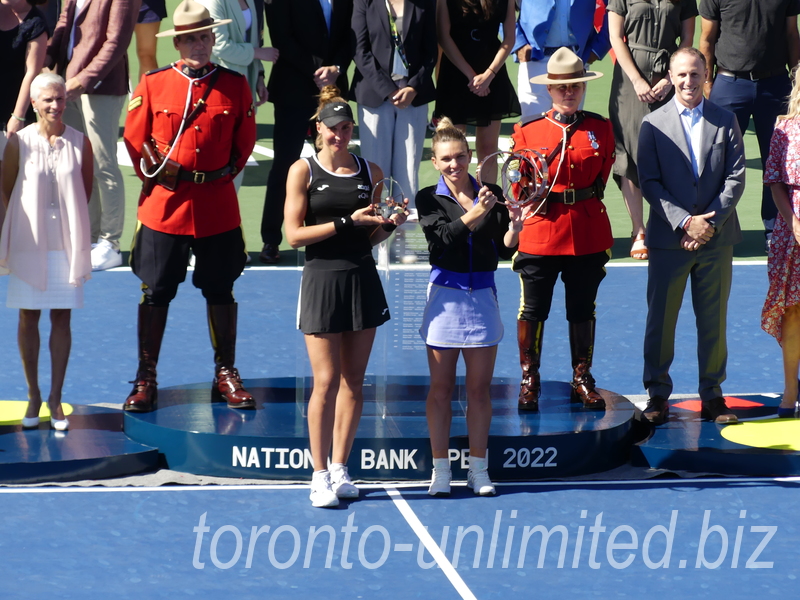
700;397;738;424
570;362;606;409
642;396;670;425
213;366;255;408
124;374;158;412
518;320;544;411
208;303;255;409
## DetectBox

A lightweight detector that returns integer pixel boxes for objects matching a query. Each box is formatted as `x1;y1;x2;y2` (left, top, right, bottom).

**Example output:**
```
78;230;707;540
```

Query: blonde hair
779;65;800;121
313;85;348;149
431;116;469;155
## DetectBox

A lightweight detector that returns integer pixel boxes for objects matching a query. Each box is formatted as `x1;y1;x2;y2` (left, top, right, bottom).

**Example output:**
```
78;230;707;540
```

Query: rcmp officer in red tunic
510;48;614;411
122;0;257;412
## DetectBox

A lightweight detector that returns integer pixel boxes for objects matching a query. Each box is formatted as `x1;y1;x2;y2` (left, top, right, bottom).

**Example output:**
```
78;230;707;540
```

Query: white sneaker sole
91;253;123;271
333;483;359;499
310;493;339;508
467;482;496;496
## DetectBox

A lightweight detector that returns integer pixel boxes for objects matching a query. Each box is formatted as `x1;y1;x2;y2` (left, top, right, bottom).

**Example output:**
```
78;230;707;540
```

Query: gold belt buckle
563;188;576;205
193;171;205;184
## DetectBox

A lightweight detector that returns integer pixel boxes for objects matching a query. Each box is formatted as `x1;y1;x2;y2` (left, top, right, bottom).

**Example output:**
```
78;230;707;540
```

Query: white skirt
419;283;504;348
7;250;83;309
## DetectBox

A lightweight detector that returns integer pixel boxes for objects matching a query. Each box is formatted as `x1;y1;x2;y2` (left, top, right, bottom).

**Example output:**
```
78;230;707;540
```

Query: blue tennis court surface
2;479;798;599
1;260;797;598
0;261;778;405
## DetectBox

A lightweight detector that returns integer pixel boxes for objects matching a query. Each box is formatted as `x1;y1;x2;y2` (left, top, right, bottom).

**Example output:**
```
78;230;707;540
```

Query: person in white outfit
0;73;93;432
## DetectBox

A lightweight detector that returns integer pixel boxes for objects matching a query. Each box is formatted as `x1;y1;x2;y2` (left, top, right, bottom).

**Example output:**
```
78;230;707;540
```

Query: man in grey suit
637;47;745;425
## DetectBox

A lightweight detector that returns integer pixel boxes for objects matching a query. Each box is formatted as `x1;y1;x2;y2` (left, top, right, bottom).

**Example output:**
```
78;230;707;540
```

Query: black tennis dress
298;153;390;334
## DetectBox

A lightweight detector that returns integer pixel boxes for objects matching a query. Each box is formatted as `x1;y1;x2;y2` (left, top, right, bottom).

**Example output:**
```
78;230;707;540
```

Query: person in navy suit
637;47;745;425
258;0;353;264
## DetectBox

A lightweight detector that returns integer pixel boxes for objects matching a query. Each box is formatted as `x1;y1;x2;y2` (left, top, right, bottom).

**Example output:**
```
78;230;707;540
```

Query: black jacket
265;0;354;105
350;0;437;107
417;181;516;274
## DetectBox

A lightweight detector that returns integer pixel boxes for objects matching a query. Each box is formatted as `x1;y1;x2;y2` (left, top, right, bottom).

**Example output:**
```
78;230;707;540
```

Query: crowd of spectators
2;2;796;262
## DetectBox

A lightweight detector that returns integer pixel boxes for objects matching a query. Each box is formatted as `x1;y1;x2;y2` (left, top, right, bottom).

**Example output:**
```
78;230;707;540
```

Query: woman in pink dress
0;73;93;431
762;72;800;418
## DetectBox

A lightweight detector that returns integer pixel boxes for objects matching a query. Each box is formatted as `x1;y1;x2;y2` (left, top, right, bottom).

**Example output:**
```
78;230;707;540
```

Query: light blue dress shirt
676;97;704;180
544;0;578;49
675;97;704;230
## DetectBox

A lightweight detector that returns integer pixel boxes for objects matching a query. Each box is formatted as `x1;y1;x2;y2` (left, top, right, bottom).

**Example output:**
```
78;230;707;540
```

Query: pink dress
762;118;800;343
0;124;91;307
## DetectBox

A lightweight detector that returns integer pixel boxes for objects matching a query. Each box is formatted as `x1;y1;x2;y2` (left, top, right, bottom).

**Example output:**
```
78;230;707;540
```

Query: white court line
1;476;796;495
92;260;767;273
384;486;477;600
251;144;273;158
0;482;432;494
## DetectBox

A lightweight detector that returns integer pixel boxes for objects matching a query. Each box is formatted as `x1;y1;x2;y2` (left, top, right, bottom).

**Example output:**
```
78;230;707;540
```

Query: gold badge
128;96;143;112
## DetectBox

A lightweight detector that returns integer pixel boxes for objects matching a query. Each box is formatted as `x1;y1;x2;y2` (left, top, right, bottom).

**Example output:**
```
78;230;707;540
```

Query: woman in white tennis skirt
0;73;93;432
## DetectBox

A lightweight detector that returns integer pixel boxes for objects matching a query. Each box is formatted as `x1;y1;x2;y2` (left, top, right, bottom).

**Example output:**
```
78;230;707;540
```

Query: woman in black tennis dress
284;85;408;508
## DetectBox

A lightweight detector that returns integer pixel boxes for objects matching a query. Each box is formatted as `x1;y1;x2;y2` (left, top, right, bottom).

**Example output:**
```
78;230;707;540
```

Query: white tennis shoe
467;468;496;496
330;464;359;499
91;239;122;271
309;470;339;508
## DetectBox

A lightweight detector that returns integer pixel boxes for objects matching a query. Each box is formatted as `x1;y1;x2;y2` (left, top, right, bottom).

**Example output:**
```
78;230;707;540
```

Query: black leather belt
548;186;597;204
177;165;232;184
716;67;786;81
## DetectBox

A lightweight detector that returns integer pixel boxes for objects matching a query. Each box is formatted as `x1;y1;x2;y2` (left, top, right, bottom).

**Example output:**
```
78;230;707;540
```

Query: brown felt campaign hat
156;0;232;38
529;47;604;85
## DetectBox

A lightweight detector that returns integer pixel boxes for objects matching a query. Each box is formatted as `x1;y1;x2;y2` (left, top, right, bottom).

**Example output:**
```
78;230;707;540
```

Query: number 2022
503;447;558;468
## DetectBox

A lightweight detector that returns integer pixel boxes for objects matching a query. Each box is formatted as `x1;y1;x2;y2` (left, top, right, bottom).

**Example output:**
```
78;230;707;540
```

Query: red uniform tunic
124;62;256;238
511;110;615;256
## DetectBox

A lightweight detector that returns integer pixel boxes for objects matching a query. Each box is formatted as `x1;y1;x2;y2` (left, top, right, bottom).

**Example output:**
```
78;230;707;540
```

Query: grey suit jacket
637;99;745;250
46;0;140;97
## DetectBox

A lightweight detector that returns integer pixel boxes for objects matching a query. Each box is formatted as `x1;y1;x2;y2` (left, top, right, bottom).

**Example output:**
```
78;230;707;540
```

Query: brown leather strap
177;164;232;184
545;111;585;165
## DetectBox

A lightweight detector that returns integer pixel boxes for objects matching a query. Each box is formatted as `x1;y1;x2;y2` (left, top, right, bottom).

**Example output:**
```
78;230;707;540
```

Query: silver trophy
371;177;407;219
476;149;550;213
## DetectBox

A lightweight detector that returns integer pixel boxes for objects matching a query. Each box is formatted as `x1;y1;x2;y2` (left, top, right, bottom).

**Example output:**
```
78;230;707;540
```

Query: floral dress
762;118;800;343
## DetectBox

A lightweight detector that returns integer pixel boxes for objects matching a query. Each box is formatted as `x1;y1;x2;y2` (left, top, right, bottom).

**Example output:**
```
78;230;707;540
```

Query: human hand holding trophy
371;177;410;228
476;149;550;217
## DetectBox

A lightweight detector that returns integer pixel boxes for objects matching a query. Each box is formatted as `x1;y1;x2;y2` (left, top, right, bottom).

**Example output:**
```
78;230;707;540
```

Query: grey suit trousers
643;244;733;401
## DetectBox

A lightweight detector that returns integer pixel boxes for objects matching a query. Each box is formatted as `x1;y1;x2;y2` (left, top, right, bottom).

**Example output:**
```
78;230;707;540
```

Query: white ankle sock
469;456;487;471
432;458;449;471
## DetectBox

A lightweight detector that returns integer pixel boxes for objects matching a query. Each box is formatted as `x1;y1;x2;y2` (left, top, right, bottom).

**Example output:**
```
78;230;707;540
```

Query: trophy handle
476;151;509;190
